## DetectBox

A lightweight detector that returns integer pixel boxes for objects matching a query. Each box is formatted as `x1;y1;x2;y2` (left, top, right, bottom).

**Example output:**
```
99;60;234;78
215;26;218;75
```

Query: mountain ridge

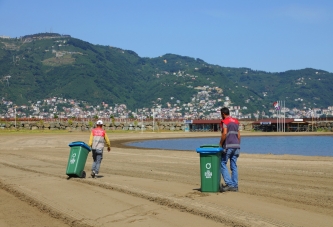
1;33;332;117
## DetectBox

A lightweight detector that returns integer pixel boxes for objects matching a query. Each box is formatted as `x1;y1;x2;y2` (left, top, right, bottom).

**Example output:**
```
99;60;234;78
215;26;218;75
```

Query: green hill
1;33;332;115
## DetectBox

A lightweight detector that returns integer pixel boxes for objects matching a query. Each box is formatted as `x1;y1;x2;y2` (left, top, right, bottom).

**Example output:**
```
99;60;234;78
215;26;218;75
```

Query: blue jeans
91;149;103;174
221;148;239;188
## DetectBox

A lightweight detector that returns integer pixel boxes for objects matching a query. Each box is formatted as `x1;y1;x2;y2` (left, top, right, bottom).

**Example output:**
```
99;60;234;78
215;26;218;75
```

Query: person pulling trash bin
88;120;111;178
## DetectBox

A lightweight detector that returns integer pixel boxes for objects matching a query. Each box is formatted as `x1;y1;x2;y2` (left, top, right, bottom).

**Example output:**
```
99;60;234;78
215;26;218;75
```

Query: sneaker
220;185;238;192
91;171;95;178
220;184;227;189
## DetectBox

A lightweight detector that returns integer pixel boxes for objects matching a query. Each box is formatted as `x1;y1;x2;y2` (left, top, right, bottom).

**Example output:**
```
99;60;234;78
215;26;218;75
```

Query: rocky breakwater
314;121;333;132
0;120;91;131
0;120;253;132
0;120;185;131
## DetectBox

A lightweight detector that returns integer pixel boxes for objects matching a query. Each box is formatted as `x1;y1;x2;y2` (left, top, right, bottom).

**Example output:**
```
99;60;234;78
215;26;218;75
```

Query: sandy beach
0;131;332;227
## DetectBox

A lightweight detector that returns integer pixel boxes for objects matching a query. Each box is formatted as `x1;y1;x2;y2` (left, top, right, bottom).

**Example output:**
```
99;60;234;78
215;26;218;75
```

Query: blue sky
1;0;332;73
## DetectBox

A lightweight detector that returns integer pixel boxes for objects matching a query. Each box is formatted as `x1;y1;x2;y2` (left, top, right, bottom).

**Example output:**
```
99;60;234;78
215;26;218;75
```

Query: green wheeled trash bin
66;141;91;178
196;144;223;192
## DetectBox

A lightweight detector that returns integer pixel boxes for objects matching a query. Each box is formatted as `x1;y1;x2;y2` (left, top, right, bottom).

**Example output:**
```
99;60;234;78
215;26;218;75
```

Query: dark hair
220;107;230;115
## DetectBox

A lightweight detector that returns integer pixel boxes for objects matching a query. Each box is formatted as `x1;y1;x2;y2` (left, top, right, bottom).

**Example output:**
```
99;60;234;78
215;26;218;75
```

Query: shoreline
111;131;333;150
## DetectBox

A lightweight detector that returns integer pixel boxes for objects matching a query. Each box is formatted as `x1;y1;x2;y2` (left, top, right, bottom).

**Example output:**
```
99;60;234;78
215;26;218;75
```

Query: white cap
96;120;103;125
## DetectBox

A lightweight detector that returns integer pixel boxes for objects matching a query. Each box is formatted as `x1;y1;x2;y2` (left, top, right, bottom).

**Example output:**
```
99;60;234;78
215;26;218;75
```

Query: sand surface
0;131;332;227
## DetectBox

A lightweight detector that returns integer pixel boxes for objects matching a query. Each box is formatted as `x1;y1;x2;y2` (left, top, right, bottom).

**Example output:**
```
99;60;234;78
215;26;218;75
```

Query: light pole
141;113;143;133
311;109;313;132
153;111;155;132
14;106;17;129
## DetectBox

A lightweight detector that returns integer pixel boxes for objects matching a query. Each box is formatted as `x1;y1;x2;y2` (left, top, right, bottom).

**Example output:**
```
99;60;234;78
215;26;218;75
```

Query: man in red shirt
88;120;111;178
219;107;241;192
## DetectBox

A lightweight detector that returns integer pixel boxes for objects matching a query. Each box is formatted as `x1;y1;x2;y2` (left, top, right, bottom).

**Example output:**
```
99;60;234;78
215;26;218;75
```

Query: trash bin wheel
81;171;86;178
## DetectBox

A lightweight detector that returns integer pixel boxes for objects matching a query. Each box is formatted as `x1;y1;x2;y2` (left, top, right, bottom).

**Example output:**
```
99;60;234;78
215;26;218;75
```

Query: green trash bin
196;144;223;192
66;141;91;178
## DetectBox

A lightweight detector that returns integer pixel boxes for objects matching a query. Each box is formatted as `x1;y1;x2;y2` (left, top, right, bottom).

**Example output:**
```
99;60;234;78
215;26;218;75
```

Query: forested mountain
1;33;332;114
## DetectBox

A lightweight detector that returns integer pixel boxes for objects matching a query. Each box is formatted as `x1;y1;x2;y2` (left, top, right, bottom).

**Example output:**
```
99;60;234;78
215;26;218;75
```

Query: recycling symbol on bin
70;153;76;164
205;163;212;178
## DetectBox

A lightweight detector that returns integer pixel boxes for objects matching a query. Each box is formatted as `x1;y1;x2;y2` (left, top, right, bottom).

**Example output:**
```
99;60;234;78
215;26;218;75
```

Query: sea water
127;136;333;156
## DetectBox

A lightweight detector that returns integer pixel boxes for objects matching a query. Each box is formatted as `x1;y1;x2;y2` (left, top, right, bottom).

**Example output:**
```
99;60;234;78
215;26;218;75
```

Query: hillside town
1;34;332;122
2;85;333;121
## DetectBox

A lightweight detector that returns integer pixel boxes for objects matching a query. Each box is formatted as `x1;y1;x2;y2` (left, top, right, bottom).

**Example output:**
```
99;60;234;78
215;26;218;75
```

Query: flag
273;101;280;110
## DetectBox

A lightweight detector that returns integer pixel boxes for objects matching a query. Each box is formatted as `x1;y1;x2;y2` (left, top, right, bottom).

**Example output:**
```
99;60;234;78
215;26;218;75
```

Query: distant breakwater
1;120;333;132
0;120;254;131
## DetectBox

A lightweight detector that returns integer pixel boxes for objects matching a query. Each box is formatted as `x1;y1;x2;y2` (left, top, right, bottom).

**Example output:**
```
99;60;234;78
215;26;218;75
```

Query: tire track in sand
0;160;295;227
0;178;93;227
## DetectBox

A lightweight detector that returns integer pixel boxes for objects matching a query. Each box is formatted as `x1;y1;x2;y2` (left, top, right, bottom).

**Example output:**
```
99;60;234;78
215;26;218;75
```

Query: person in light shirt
88;120;111;178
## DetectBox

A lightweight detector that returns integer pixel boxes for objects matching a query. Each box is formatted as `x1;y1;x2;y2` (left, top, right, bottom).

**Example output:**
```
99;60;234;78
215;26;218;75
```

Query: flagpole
281;100;282;132
281;101;285;132
280;100;283;132
279;100;282;132
279;100;281;132
282;100;284;132
273;101;280;132
276;102;279;132
277;101;281;132
278;101;281;132
284;100;285;132
281;101;284;132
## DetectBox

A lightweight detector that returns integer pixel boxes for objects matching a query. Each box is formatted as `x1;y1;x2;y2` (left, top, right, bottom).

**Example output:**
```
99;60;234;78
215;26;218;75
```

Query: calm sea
128;136;333;157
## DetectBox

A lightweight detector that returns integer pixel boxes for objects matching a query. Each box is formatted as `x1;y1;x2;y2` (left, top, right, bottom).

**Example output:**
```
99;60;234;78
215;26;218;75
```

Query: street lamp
153;111;155;132
140;110;143;134
311;109;314;132
14;106;17;129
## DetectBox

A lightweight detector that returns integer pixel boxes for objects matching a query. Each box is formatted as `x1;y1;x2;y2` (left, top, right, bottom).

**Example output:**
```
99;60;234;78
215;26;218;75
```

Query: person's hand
107;147;111;152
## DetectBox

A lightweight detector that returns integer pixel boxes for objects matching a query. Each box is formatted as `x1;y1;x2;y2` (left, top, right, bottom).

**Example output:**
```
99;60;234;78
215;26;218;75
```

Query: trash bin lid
199;144;220;148
68;141;91;151
196;144;223;154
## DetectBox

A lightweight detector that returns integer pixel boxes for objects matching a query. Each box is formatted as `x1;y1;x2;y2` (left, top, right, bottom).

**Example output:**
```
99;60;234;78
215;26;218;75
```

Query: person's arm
219;128;227;147
104;133;111;152
88;132;93;147
238;130;241;144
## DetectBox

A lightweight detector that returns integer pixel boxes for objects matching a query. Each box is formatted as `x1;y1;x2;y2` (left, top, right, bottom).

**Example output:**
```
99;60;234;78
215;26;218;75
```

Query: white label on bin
205;163;212;178
70;153;76;164
205;170;212;178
